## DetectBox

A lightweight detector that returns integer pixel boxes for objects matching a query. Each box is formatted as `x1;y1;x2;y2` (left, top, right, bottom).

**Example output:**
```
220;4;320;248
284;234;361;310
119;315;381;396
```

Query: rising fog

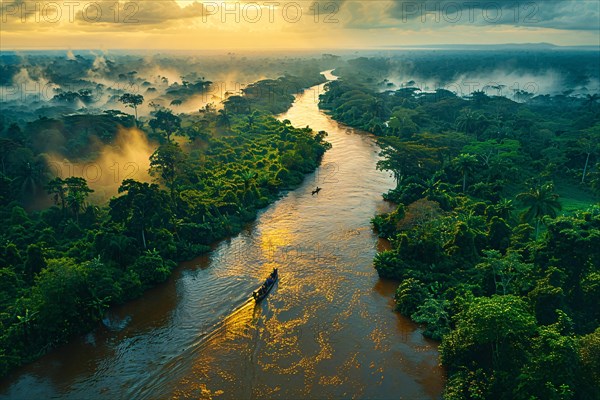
46;128;154;203
1;49;598;207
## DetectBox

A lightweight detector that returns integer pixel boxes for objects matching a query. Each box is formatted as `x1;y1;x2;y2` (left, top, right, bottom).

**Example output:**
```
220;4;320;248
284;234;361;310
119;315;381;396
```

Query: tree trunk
462;172;467;192
141;227;147;249
582;152;591;183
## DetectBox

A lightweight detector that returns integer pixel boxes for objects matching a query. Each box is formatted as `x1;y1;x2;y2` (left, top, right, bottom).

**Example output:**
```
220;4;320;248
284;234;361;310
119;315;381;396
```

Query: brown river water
0;71;444;400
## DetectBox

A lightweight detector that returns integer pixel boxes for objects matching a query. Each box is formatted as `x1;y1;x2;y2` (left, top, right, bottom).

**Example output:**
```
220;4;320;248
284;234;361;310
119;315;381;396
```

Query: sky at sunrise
1;0;599;50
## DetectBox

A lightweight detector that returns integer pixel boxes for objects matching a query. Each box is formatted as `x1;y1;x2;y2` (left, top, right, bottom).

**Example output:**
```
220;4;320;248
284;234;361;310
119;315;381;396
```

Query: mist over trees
1;49;598;397
0;55;332;377
321;54;600;399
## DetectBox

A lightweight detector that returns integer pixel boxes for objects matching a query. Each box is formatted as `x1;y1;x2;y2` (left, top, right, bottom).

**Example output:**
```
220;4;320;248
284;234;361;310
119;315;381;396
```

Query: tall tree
453;153;478;192
46;177;66;212
110;179;170;249
216;109;231;130
516;182;562;239
149;142;187;202
441;295;536;376
246;111;259;131
583;93;599;112
579;124;600;183
118;93;144;126
377;137;440;185
24;244;47;283
456;109;487;137
63;177;94;223
148;109;181;142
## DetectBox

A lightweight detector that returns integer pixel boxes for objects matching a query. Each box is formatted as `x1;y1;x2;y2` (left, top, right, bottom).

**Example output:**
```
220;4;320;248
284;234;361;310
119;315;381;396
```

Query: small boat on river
253;268;278;302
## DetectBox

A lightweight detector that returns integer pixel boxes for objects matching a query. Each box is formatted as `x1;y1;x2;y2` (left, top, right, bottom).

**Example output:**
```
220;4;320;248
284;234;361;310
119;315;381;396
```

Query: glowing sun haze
1;0;599;50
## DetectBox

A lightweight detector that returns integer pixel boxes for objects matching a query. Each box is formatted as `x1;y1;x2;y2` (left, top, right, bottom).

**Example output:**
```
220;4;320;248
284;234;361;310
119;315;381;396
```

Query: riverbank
1;72;445;400
0;71;330;379
319;59;600;399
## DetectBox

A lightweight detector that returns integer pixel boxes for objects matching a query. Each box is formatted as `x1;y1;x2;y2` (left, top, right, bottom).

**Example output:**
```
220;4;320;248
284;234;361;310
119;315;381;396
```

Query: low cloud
47;127;155;203
1;0;208;28
1;0;598;48
73;0;208;25
329;0;599;31
384;0;600;30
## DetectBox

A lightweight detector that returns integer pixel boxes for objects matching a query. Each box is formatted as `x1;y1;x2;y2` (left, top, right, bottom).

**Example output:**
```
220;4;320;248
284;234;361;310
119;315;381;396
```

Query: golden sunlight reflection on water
0;72;444;400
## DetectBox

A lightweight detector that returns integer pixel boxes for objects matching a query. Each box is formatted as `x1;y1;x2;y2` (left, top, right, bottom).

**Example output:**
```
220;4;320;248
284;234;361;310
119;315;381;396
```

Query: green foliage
515;312;580;400
371;204;405;238
578;328;600;399
0;70;331;378
23;244;46;284
225;73;326;115
45;176;94;222
453;153;478;192
517;182;562;238
394;278;427;315
412;297;451;340
322;61;600;399
148;109;182;141
373;250;405;280
149;142;188;200
31;258;100;344
444;368;494;400
129;250;174;287
441;296;538;398
118;93;144;123
376;137;440;184
476;250;532;296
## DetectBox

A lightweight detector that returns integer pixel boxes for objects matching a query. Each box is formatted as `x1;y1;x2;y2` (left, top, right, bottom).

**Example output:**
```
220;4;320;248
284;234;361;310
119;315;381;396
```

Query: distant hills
380;43;598;51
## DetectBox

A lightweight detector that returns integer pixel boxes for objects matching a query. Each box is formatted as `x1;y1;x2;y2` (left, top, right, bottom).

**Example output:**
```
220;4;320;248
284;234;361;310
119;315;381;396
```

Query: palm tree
494;198;515;221
516;182;562;239
246;111;259;131
422;174;447;198
453;154;479;192
216;109;231;131
16;307;37;344
456;109;487;138
64;177;94;223
579;137;598;183
583;94;599;111
369;97;386;119
240;170;257;192
456;109;477;135
46;177;66;212
579;125;599;183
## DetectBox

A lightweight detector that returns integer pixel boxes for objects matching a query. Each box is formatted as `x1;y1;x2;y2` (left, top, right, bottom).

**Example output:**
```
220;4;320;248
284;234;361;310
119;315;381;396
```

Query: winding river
0;71;444;399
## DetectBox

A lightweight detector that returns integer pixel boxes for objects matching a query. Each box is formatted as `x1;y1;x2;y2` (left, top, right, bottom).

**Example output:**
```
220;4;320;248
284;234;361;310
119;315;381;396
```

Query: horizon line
2;43;599;53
